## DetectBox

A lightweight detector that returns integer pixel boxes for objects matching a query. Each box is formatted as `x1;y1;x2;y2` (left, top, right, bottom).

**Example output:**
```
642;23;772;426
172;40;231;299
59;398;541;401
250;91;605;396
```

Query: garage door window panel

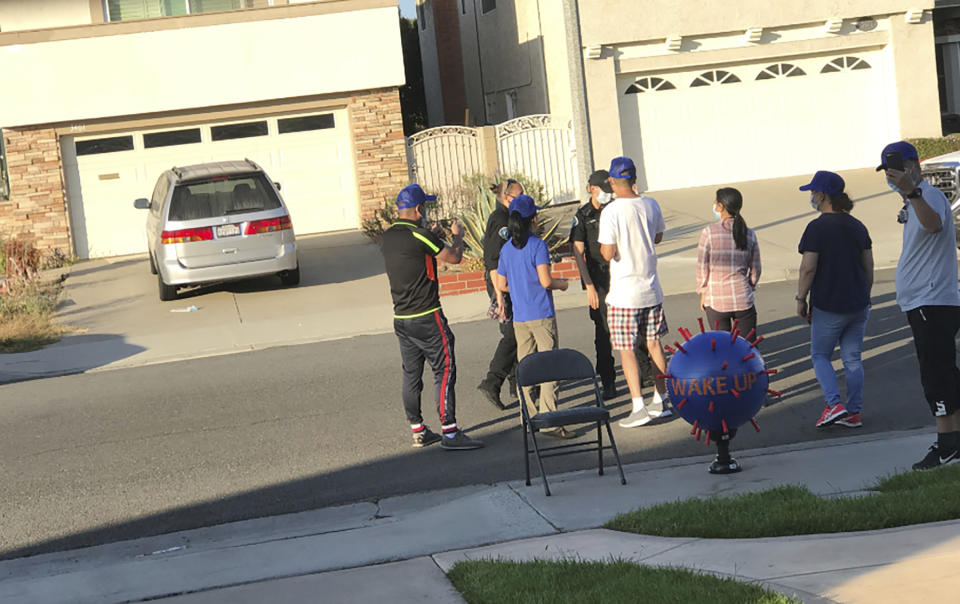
211;121;269;141
756;63;806;80
278;114;336;134
144;128;202;149
169;174;281;221
821;57;871;73
106;0;270;21
76;136;135;156
691;70;741;87
625;77;676;94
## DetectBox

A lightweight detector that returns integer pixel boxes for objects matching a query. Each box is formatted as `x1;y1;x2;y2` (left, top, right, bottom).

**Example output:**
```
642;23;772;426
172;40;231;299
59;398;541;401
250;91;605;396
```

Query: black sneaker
603;382;618;400
708;457;742;474
913;442;959;470
441;431;484;450
412;427;441;448
477;382;506;410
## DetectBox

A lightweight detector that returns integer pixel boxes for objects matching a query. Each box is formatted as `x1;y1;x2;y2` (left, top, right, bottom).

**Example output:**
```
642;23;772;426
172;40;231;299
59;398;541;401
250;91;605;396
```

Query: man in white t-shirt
598;156;672;427
880;141;960;470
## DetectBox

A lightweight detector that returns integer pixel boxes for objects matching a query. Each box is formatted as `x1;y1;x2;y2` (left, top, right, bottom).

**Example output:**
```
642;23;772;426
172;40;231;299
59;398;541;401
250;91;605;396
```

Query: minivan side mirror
274;182;282;191
134;198;150;210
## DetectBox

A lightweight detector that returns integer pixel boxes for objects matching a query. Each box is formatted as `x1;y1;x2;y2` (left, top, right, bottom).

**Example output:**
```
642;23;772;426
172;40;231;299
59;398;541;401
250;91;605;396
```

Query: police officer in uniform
477;178;524;409
571;170;652;399
381;184;483;450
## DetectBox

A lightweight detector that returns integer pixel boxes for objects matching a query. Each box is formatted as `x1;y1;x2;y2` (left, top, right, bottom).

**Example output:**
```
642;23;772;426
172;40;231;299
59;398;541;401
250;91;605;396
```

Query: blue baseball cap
396;184;436;209
508;194;540;218
799;171;845;195
876;141;919;171
608;156;637;179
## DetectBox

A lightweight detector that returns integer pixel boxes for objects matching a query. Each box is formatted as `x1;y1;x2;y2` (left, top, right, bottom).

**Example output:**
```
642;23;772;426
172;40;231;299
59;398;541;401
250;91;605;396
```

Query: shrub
907;135;960;161
360;200;398;243
3;237;41;281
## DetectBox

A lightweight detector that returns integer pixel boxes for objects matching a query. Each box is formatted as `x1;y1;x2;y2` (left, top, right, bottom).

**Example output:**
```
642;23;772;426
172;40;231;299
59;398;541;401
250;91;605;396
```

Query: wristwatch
794;295;805;301
906;187;923;200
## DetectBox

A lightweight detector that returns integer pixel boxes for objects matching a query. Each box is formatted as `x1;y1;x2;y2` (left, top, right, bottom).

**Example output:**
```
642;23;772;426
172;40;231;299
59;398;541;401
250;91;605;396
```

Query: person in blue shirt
795;171;874;430
494;195;573;439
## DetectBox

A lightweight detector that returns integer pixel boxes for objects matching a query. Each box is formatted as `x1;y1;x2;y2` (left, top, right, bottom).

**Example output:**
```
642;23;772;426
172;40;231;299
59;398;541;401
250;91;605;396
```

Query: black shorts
906;305;960;417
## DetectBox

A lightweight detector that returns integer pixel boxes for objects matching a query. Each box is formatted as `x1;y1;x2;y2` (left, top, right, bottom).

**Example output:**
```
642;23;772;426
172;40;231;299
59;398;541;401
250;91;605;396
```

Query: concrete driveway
0;167;907;383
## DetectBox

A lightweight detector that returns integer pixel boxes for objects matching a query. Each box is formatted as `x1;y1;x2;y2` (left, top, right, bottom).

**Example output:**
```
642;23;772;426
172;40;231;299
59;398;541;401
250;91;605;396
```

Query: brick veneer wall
439;257;581;297
350;87;409;221
0;127;72;254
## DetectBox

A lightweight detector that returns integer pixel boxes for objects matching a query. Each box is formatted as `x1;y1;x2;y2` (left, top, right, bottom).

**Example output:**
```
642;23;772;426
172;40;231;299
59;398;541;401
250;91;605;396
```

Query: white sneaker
648;405;672;419
619;408;652;428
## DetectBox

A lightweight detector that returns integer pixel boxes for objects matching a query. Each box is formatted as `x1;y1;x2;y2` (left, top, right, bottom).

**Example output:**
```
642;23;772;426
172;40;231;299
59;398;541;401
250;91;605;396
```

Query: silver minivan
135;160;299;301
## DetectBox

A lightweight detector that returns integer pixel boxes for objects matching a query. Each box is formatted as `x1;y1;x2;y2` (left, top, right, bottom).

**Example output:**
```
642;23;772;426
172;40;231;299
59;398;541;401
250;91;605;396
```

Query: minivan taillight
160;227;214;244
245;214;292;235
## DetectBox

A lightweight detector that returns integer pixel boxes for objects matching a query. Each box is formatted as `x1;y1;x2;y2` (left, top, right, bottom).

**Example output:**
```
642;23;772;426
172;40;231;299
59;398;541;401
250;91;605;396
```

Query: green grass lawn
606;463;960;539
447;559;797;604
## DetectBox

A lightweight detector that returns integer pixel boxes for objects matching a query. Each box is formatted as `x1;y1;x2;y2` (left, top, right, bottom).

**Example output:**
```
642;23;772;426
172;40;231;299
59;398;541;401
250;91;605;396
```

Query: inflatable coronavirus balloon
660;319;780;450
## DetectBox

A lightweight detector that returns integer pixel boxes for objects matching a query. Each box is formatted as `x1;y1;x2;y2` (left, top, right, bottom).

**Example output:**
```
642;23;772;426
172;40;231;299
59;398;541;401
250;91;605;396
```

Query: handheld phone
883;151;905;172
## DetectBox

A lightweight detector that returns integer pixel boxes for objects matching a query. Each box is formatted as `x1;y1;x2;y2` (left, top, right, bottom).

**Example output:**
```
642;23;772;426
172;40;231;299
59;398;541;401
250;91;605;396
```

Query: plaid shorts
607;304;668;350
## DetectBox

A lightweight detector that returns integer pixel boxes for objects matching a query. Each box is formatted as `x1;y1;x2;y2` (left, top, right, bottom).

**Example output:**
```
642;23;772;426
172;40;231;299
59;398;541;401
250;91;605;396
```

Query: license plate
216;224;241;238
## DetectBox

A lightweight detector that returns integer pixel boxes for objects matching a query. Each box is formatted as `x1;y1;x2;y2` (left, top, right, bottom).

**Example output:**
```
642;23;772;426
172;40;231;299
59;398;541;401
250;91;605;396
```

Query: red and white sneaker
815;403;848;427
836;412;862;428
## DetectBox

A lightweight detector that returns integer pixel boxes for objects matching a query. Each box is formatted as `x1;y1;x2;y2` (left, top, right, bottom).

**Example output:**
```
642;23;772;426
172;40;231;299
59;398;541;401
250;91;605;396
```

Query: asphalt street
0;268;931;560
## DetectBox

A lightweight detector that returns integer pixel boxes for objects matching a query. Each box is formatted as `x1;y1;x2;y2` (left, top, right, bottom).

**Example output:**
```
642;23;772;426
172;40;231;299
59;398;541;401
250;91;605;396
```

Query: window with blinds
106;0;271;21
0;134;9;201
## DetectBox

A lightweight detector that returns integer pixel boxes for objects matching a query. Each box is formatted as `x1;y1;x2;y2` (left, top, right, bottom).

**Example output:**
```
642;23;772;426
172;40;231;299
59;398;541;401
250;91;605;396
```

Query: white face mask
598;191;613;205
712;204;723;220
809;192;819;211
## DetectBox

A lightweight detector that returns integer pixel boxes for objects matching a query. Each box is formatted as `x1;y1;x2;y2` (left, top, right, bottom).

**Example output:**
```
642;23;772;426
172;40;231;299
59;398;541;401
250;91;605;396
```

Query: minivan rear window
168;174;282;221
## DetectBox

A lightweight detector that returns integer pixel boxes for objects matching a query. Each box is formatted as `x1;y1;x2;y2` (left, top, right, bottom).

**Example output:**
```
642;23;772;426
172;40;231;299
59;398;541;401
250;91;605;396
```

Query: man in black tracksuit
381;184;483;450
477;179;524;409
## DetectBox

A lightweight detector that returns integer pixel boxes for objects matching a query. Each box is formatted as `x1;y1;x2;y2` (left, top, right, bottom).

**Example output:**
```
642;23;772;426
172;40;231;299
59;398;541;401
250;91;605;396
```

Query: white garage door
63;109;358;258
618;51;900;192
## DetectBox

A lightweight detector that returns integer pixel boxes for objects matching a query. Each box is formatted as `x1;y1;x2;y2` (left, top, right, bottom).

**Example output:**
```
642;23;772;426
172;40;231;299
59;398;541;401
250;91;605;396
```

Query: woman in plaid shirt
696;188;762;335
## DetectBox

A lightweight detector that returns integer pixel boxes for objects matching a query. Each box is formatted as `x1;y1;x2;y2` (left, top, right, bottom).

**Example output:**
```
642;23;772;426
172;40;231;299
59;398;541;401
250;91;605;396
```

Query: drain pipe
561;0;593;194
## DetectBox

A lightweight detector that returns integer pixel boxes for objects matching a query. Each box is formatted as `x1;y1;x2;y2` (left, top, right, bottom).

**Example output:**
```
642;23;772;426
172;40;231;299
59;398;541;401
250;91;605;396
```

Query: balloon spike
698;318;705;334
690;419;699;435
664;345;675;354
731;319;739;333
742;353;756;362
714;319;720;330
721;419;729;434
674;342;687;354
695;428;702;441
708;400;715;412
730;329;740;343
766;389;782;397
751;336;765;348
711;339;717;352
745;328;757;341
750;418;761;432
676;397;688;410
705;431;711;446
762;369;779;375
681;328;692;341
730;388;741;399
656;374;672;380
721;361;728;370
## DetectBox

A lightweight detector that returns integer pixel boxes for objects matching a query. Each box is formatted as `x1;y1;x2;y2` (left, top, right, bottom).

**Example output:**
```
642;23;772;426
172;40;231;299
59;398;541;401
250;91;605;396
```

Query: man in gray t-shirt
881;141;960;470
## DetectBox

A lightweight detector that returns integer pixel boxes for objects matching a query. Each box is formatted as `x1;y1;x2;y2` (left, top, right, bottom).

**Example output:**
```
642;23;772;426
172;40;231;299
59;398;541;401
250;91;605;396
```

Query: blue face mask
809;192;819;211
888;181;906;195
712;204;723;220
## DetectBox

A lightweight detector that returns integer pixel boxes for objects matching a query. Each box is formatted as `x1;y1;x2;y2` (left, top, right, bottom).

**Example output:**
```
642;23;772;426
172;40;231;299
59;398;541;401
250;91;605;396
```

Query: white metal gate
496;115;578;204
406;125;482;216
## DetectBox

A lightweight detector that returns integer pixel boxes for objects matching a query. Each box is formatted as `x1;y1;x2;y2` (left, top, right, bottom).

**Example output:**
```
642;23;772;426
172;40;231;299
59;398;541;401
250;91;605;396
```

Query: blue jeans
810;306;870;413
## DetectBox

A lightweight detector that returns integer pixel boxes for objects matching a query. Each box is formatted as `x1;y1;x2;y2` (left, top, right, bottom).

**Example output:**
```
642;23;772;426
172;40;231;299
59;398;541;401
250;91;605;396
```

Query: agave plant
456;174;568;259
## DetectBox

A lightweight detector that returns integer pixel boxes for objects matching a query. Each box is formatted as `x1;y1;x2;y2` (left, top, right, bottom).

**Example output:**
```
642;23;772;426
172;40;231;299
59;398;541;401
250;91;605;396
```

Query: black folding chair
518;348;627;496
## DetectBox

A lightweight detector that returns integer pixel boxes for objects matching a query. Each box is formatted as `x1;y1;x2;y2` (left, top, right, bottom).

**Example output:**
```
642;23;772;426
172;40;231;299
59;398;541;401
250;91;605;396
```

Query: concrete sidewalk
0;167;906;384
2;429;955;604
